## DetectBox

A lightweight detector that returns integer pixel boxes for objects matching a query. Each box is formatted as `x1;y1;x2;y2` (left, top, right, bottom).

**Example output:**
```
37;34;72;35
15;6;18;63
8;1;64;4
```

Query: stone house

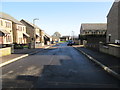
80;23;107;50
0;19;13;46
44;32;52;45
0;12;30;48
20;19;44;48
99;0;120;58
0;12;13;47
52;32;61;43
107;0;120;44
13;23;29;45
20;19;40;43
0;12;30;46
60;36;71;41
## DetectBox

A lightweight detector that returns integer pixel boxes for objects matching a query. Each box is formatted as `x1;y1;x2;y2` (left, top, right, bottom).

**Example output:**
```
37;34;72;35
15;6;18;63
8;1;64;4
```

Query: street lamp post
72;31;74;41
33;18;39;48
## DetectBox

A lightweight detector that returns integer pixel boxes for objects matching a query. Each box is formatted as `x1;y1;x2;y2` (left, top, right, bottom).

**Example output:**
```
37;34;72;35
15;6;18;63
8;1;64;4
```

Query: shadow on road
2;45;120;88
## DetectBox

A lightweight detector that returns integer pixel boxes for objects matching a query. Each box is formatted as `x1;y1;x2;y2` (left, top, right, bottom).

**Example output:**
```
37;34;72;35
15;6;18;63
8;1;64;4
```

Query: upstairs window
18;26;22;31
5;21;11;28
23;27;24;31
0;20;3;26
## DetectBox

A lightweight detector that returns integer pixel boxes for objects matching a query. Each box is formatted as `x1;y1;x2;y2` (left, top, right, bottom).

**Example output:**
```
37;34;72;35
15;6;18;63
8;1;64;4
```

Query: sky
1;1;114;36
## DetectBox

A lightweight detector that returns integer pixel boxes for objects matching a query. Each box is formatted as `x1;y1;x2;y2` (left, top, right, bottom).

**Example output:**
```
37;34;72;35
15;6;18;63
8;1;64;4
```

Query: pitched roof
107;1;119;17
52;32;61;37
21;19;41;29
52;36;60;39
0;28;10;34
81;23;107;31
44;32;51;38
62;36;71;38
0;12;23;25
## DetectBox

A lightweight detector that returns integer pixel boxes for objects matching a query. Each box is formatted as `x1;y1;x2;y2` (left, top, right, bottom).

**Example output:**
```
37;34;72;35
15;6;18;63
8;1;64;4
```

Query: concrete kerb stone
74;47;120;80
0;54;28;67
44;46;51;49
0;46;51;67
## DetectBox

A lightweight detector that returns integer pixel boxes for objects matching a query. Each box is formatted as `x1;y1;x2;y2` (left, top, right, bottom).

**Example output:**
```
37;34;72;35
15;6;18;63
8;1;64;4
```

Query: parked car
67;42;73;46
67;41;75;46
67;42;72;46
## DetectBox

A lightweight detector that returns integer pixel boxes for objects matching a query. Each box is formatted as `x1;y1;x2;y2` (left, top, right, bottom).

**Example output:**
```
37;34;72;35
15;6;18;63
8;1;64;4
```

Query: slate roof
62;36;71;38
20;19;41;29
0;12;23;25
52;36;60;40
52;32;61;37
44;32;51;38
81;23;107;31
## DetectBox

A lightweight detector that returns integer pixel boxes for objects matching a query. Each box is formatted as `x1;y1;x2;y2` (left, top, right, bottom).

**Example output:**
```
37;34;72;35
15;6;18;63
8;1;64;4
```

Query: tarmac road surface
2;43;120;88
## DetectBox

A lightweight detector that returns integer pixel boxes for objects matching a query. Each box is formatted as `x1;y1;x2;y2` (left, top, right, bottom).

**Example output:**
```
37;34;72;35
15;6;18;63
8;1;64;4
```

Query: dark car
67;41;73;46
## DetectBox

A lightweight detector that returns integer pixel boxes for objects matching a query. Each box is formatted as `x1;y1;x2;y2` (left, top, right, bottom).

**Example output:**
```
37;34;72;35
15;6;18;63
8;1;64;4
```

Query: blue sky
1;2;113;36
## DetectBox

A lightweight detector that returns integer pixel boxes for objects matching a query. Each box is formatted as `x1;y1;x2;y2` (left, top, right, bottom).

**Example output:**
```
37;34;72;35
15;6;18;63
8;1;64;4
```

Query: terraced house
0;12;13;47
80;23;107;50
0;12;30;56
20;19;43;48
13;21;30;45
44;32;52;45
0;12;30;46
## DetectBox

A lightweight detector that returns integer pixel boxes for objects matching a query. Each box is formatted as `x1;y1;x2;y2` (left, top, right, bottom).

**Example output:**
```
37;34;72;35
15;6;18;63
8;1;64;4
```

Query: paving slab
73;45;120;75
0;45;53;67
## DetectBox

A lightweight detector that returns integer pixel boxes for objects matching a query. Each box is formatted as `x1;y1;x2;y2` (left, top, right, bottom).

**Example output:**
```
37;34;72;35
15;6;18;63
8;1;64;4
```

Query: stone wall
0;47;11;57
118;1;120;41
99;43;120;58
84;35;106;50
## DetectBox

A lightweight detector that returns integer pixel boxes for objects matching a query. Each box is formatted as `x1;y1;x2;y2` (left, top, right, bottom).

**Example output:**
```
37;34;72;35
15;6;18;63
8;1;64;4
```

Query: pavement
73;45;120;80
0;44;54;67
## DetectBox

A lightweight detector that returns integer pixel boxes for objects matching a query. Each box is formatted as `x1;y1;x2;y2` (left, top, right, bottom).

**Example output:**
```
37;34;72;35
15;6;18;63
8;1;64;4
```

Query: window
85;32;87;34
108;34;111;42
21;38;23;43
23;27;24;31
8;36;11;42
5;22;7;27
18;26;20;30
96;30;99;34
89;30;92;34
5;21;11;28
6;36;8;42
98;31;100;34
18;26;22;31
92;32;95;34
0;20;3;26
6;35;11;42
103;30;106;34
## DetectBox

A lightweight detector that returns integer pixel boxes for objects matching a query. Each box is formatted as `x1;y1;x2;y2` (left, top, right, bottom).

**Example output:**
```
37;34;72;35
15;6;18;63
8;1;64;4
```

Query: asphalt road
2;43;120;88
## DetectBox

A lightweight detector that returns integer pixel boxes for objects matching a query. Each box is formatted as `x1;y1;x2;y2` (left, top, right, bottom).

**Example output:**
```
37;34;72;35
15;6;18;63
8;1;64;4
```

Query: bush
23;45;29;48
14;45;23;49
